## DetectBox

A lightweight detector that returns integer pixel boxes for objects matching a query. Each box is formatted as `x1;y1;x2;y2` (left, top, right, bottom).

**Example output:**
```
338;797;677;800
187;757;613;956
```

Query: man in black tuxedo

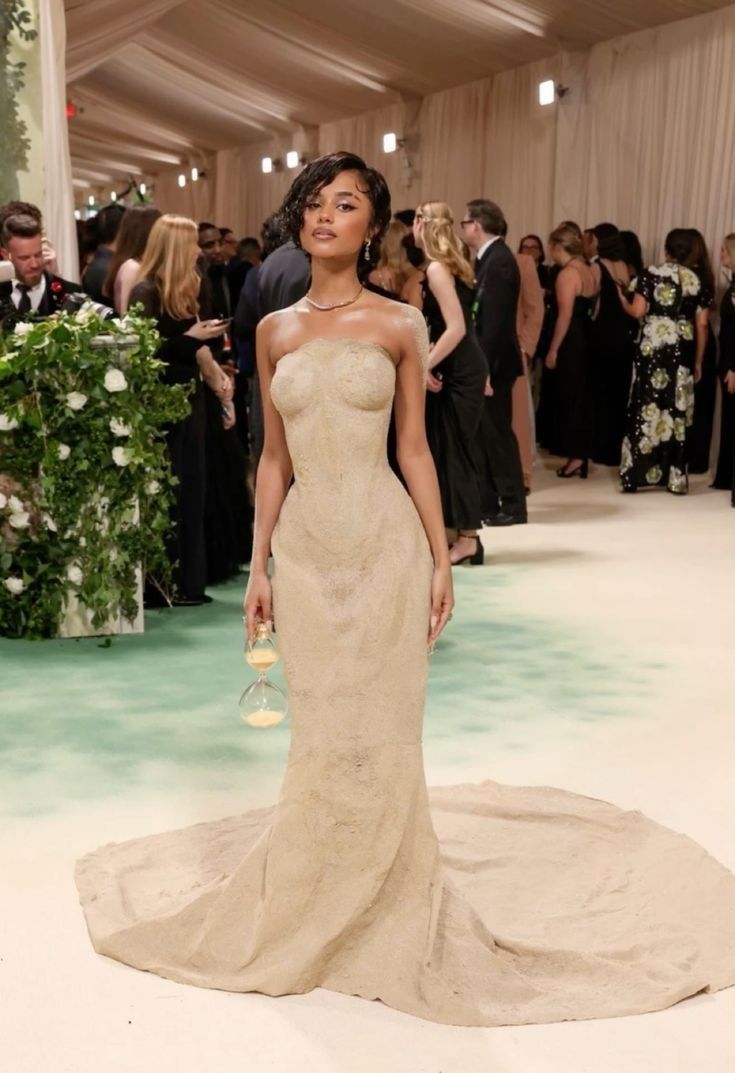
0;213;78;324
462;198;527;525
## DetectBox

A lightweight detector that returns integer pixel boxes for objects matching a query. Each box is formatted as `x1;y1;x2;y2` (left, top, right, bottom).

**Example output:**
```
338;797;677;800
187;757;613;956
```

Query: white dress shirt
476;235;501;262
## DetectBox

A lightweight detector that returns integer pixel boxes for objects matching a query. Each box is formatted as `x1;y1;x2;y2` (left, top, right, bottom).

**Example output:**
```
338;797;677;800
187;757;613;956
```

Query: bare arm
394;310;454;644
545;267;580;368
243;316;294;640
424;261;466;369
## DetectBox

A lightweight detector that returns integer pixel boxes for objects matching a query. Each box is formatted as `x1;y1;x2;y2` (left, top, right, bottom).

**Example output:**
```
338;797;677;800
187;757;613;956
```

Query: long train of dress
76;313;735;1027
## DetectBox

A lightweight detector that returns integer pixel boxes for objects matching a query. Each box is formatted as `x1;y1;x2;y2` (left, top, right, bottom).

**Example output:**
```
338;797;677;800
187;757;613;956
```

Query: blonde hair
374;220;413;292
135;214;200;319
723;233;735;261
417;201;474;287
549;222;585;258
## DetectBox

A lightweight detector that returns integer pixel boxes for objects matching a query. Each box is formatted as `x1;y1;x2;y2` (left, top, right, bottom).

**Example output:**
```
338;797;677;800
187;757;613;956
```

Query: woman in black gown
713;233;735;503
544;223;600;477
590;232;636;466
129;214;232;603
413;201;486;565
683;230;717;474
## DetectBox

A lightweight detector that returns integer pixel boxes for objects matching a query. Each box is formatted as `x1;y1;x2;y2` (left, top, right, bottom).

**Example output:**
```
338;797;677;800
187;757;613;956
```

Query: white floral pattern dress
620;262;710;494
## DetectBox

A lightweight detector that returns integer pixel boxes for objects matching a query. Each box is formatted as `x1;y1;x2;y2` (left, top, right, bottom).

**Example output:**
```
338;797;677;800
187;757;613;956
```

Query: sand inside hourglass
246;649;279;672
244;709;285;728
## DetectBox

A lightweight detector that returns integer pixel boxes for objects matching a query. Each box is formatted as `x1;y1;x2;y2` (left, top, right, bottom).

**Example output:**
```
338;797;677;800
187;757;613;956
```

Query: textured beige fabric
76;332;735;1026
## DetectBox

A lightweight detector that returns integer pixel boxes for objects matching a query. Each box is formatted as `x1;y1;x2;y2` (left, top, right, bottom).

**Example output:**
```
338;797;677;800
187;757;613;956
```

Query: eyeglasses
520;243;541;252
459;218;475;227
200;239;222;250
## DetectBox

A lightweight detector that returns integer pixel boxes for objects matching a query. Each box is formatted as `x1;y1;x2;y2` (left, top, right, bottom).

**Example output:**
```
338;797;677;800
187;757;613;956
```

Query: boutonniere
50;280;63;296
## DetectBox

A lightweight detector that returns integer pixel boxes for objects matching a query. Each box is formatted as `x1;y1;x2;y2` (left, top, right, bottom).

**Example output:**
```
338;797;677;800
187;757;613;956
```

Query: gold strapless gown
76;323;735;1026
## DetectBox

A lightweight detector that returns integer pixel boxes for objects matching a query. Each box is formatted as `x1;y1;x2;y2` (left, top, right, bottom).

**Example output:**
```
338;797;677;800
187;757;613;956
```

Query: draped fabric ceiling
60;0;735;274
65;0;731;190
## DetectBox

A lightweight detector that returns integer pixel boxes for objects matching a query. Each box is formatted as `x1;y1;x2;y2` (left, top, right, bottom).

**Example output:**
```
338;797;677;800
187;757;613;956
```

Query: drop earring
364;238;371;260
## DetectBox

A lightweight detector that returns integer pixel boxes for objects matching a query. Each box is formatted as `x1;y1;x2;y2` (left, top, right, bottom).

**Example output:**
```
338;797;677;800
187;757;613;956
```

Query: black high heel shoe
450;536;484;566
556;459;588;479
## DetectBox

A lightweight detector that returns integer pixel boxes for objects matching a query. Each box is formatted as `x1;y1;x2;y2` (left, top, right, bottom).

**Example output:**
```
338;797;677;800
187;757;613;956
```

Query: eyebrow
332;190;361;199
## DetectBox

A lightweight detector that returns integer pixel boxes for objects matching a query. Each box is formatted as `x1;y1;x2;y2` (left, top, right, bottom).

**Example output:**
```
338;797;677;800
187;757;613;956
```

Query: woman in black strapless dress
413;202;487;565
544;223;600;477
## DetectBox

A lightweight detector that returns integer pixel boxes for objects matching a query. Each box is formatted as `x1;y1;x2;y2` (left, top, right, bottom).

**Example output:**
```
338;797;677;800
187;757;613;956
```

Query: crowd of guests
1;181;734;597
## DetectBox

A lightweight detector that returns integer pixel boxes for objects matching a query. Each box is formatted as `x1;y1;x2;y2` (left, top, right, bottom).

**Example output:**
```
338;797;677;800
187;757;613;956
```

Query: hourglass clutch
239;622;288;728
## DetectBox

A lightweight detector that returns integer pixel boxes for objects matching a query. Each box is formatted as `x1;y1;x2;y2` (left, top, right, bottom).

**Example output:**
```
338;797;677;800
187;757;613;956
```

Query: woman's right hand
243;570;273;645
185;319;227;342
725;370;735;395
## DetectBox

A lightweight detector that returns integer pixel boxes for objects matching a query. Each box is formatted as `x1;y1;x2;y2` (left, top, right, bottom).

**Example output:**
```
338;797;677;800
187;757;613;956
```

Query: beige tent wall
154;3;735;267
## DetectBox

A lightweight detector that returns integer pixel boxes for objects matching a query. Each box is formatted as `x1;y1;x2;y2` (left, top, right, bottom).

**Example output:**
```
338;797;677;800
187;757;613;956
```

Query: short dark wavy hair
280;151;391;276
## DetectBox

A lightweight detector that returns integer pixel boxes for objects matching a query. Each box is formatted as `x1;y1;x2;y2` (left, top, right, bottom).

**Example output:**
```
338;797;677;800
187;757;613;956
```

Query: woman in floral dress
618;229;711;494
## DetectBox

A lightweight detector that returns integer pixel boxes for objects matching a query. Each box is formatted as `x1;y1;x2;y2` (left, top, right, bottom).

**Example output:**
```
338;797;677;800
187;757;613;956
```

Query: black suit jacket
0;271;78;324
474;240;523;383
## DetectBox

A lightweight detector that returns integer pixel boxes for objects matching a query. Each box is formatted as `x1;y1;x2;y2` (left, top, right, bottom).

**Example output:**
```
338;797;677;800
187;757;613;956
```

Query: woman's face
519;237;542;264
721;244;734;271
300;170;373;260
412;208;425;249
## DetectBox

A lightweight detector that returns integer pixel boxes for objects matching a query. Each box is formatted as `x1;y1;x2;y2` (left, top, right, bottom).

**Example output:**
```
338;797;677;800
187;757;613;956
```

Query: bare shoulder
425;259;452;283
257;305;308;363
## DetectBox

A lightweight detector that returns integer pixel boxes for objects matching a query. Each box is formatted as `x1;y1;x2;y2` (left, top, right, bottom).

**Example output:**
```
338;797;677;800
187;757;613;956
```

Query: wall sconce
286;150;300;169
538;80;569;106
178;173;186;188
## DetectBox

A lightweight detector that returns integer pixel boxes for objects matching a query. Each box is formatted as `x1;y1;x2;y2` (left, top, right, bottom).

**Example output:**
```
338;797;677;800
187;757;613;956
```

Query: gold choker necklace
305;285;363;311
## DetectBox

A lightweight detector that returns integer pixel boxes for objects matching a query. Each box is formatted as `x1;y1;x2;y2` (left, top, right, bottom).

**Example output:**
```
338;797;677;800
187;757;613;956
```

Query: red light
66;102;76;118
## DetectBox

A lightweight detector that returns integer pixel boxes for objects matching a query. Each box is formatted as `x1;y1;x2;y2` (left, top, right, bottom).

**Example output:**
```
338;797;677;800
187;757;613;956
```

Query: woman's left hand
545;350;558;370
428;560;454;649
427;372;443;393
694;362;703;384
724;370;735;394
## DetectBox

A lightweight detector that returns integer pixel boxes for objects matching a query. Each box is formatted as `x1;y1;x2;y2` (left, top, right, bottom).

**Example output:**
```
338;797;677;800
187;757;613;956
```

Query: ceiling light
191;166;198;182
110;191;117;202
139;182;146;195
262;157;273;174
383;132;397;153
538;80;555;106
286;150;299;169
178;173;186;188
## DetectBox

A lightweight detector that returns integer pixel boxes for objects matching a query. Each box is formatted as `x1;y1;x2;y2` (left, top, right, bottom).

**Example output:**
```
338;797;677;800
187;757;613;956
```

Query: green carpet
0;566;655;819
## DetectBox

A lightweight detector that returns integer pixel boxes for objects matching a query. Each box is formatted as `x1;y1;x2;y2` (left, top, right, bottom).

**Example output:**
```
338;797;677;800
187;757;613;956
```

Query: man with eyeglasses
461;199;527;526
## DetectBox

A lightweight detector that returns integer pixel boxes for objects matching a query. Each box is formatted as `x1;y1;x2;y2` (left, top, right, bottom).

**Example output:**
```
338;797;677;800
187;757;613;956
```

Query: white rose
9;511;30;529
104;368;128;393
0;492;6;510
112;446;130;467
13;321;33;338
0;413;19;431
66;564;83;585
66;392;88;411
109;547;118;562
109;417;131;437
4;577;24;595
57;443;71;460
8;495;23;513
146;480;161;494
42;513;58;532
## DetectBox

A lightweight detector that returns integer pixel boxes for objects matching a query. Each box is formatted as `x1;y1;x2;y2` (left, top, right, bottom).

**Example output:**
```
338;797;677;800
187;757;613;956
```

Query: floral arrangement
0;307;191;638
